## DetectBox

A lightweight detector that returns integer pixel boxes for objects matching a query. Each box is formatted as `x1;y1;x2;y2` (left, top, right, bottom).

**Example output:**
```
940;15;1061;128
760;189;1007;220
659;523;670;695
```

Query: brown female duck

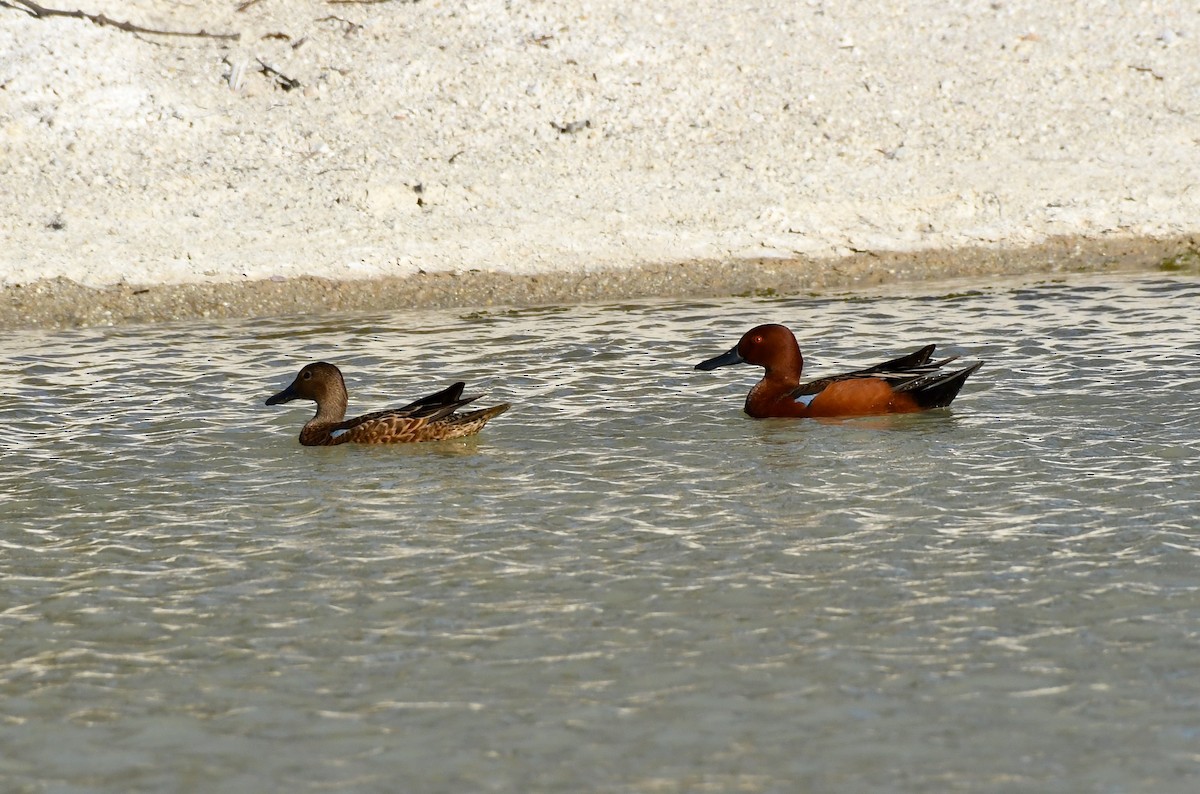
266;362;508;446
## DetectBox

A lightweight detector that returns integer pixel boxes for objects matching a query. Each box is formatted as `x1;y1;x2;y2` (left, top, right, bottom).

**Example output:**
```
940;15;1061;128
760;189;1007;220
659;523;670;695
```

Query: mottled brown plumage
266;362;508;446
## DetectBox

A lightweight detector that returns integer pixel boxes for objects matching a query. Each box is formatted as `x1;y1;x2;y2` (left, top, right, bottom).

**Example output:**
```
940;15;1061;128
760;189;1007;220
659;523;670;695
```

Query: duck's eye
302;371;312;380
752;335;763;345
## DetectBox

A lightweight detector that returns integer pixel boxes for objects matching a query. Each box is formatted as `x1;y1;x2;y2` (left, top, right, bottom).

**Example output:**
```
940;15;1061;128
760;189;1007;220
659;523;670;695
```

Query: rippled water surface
3;273;1200;792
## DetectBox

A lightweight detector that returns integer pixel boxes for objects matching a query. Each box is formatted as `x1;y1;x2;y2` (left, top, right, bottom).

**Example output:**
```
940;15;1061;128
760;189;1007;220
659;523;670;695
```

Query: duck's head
695;324;802;374
266;362;348;410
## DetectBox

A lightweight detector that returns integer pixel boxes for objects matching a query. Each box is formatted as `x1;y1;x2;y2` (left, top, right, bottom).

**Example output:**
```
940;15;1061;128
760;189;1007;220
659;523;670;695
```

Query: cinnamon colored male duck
266;362;509;445
695;324;981;419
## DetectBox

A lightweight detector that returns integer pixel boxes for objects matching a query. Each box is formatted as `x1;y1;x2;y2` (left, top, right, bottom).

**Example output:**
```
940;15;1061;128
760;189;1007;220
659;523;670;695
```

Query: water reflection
1;272;1199;791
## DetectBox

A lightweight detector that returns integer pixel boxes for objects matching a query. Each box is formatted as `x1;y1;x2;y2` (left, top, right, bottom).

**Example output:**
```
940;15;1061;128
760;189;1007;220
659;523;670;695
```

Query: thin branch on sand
2;0;239;40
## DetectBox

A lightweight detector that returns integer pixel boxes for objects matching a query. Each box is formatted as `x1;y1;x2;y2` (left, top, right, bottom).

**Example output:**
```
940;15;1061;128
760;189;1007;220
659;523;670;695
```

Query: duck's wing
393;381;468;413
892;361;983;409
335;383;481;432
791;345;961;396
337;399;509;443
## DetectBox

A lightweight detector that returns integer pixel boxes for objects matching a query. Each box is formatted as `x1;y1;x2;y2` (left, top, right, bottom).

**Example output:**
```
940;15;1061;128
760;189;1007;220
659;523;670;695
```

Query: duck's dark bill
695;347;745;371
265;385;297;405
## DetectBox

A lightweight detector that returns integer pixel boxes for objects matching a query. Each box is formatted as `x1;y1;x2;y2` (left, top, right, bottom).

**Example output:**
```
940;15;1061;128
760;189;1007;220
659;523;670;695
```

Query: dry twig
257;58;300;91
2;0;239;40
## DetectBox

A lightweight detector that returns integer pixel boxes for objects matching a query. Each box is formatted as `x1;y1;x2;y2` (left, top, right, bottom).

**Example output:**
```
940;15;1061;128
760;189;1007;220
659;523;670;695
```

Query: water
2;272;1199;793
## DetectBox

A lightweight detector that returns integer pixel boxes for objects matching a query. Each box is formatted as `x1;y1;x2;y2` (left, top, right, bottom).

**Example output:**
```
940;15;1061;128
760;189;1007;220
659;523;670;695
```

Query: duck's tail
453;403;510;424
435;402;510;439
899;361;983;409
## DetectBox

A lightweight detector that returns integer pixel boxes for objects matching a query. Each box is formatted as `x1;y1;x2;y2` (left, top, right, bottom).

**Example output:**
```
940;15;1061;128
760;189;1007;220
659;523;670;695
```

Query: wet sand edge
4;234;1197;331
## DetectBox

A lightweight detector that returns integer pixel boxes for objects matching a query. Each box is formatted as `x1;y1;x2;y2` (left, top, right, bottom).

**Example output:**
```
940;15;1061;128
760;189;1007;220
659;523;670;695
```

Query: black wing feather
791;345;961;396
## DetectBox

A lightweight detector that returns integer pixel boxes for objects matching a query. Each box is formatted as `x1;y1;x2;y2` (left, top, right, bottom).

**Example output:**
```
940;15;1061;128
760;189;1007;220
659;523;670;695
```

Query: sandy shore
4;235;1197;330
2;1;1199;329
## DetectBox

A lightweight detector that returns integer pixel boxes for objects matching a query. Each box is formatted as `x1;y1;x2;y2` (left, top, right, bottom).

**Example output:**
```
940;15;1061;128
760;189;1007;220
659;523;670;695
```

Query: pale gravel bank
2;1;1200;329
5;236;1197;330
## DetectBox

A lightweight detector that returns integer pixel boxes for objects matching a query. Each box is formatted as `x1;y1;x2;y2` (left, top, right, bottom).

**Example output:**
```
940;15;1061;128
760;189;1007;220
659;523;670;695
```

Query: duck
265;362;509;446
695;324;981;419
